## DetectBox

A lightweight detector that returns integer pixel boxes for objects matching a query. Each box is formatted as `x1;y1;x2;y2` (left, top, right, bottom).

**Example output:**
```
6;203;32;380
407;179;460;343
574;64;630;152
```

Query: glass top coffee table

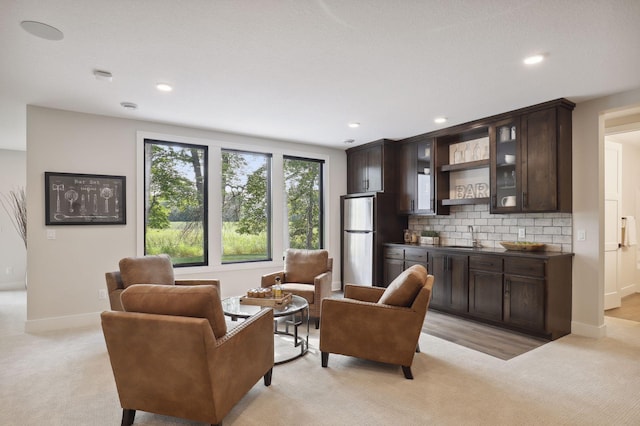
222;294;309;365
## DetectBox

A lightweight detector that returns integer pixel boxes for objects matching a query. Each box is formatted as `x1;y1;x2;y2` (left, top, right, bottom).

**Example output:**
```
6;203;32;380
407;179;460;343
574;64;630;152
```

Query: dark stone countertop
385;242;574;259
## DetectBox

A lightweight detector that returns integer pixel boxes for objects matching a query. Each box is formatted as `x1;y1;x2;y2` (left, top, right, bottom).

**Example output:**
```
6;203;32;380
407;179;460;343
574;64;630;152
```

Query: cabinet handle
411;199;414;211
492;194;497;208
521;192;527;208
505;279;510;296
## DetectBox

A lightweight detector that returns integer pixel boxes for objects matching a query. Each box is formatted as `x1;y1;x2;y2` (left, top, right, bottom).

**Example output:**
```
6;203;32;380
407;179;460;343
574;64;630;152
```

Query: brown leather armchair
101;284;274;426
261;249;333;329
319;265;434;379
105;254;220;311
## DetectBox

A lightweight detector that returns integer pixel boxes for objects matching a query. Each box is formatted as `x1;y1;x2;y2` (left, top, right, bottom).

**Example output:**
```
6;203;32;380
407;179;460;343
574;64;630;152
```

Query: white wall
571;87;640;338
26;106;347;331
0;149;26;288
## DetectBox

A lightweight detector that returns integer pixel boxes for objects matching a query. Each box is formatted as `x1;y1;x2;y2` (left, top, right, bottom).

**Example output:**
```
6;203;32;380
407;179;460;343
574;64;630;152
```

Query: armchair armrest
313;270;333;300
261;271;284;288
344;284;385;303
211;308;274;394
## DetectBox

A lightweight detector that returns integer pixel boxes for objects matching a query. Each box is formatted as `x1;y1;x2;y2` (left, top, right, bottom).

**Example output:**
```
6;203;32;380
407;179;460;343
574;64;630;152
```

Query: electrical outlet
577;229;586;241
47;229;56;240
98;289;107;300
518;228;526;239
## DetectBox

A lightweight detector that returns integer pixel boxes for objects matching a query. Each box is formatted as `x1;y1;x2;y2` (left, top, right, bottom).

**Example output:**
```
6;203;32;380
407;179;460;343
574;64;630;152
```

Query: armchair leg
321;352;329;367
264;368;273;386
416;343;421;353
315;317;320;329
402;366;414;380
121;409;136;426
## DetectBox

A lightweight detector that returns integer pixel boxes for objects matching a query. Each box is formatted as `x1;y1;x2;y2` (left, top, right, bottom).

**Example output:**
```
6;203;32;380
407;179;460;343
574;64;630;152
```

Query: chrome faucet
468;225;482;248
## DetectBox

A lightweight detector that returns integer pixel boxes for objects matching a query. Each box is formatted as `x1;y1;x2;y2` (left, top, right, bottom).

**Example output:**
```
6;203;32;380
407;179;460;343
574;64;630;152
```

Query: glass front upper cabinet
415;140;434;213
491;117;520;212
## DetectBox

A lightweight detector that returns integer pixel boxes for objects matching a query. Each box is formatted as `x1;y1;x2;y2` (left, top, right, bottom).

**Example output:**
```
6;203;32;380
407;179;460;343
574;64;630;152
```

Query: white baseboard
25;311;101;333
620;284;639;298
571;320;607;338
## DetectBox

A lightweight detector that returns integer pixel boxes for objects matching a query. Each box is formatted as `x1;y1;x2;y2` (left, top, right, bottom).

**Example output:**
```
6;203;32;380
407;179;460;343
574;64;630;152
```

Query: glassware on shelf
453;145;463;164
473;143;480;161
464;143;472;162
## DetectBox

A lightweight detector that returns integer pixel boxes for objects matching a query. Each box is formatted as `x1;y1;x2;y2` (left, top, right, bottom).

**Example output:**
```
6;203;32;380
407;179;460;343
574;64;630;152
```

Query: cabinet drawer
504;258;545;278
405;248;428;262
469;255;502;272
384;247;404;260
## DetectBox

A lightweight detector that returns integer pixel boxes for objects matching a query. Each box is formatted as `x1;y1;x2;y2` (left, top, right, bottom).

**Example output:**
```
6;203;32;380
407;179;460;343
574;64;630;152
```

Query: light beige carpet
1;291;640;425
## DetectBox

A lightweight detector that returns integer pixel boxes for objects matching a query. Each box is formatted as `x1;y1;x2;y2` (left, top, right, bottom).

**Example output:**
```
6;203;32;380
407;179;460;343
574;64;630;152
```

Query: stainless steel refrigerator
341;193;405;287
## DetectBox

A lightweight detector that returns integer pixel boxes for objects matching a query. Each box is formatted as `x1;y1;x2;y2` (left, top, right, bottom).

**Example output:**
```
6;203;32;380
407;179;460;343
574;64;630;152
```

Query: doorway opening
603;117;640;323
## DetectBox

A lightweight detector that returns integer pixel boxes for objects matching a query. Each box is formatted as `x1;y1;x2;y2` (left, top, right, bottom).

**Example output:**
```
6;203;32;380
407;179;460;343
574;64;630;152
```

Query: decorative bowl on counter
499;241;546;251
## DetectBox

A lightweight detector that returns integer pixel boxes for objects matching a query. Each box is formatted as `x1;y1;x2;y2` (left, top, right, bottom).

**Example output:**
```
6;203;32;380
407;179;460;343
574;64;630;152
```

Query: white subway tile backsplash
408;207;573;252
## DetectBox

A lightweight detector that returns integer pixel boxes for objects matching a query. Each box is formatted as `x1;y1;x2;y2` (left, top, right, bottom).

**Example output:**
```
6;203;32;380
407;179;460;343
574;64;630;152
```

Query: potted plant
420;230;439;246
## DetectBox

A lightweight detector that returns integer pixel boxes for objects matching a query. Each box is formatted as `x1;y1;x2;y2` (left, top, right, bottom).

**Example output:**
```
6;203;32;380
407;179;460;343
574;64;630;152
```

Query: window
221;149;271;263
284;156;324;249
143;139;208;267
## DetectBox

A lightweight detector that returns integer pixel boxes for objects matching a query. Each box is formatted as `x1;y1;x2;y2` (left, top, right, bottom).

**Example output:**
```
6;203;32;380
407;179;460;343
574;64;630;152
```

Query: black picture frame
44;172;126;225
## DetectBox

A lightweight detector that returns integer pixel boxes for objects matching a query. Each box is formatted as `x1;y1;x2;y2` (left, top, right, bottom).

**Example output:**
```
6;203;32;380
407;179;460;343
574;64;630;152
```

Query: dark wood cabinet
468;255;503;321
346;139;396;194
383;247;405;286
490;99;574;213
490;117;521;212
504;274;545;331
383;244;572;340
398;138;436;214
429;252;468;313
405;247;429;270
382;246;429;286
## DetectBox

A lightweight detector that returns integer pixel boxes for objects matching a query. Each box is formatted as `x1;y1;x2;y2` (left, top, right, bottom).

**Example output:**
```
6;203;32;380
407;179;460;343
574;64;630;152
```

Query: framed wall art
45;172;126;225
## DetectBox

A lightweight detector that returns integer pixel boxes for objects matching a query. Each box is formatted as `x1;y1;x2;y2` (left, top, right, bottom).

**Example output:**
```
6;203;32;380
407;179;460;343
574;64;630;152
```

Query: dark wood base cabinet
384;244;573;340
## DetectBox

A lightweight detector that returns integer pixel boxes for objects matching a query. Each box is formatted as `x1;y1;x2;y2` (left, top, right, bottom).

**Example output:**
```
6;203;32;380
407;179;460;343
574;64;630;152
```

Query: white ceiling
2;0;640;152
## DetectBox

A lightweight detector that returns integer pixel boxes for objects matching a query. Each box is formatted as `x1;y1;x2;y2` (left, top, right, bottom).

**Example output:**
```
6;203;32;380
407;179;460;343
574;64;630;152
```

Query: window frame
221;148;273;264
136;131;331;273
143;138;209;268
283;155;325;250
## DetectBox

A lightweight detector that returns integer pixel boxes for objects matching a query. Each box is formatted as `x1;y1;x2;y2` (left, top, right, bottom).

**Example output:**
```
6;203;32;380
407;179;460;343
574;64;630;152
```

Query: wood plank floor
605;293;640;322
422;310;548;360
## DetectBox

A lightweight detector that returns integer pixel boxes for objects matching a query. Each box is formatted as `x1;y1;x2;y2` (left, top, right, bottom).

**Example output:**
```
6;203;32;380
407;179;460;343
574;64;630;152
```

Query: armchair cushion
121;284;227;338
285;249;329;283
281;283;315;304
119;254;175;288
378;265;428;307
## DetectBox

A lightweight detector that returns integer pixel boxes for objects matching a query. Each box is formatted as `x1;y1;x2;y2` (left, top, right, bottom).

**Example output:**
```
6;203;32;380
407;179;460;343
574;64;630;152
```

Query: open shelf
441;159;490;172
442;197;490;206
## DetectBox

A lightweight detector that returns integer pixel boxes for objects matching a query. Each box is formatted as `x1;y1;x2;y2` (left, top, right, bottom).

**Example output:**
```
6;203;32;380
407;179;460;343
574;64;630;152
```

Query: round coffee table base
222;295;310;365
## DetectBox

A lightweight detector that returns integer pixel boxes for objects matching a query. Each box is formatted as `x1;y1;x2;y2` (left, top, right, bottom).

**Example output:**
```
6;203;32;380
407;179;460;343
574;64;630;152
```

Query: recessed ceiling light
523;54;545;65
156;83;173;92
120;102;138;110
20;20;64;41
348;122;360;128
434;117;448;124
